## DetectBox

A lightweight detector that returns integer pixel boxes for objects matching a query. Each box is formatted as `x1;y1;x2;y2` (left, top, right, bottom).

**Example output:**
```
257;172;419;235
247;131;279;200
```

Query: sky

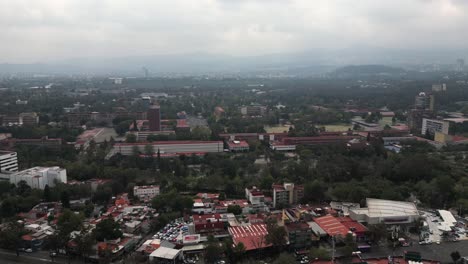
1;0;468;63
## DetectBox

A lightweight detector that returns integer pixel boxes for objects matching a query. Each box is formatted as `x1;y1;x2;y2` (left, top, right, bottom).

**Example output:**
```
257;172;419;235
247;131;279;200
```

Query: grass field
320;124;353;132
264;125;291;133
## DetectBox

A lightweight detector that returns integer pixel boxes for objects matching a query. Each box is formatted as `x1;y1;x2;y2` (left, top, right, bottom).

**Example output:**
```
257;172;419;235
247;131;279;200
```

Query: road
361;240;468;263
0;249;83;264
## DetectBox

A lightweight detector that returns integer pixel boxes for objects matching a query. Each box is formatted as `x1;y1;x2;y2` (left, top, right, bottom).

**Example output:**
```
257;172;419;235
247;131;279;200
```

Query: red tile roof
228;224;271;251
314;215;350;237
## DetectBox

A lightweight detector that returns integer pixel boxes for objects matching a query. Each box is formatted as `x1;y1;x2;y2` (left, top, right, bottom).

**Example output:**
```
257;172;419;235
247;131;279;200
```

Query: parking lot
420;211;467;244
152;218;190;243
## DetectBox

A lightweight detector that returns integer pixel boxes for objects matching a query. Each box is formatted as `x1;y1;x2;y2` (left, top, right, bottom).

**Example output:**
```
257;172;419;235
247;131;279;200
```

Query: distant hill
334;65;406;75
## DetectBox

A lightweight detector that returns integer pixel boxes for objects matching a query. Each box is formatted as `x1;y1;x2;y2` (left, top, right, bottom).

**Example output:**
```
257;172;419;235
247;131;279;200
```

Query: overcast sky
1;0;468;63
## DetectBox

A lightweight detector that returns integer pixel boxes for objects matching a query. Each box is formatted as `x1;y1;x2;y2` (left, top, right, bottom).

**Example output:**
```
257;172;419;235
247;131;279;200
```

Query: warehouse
349;198;419;226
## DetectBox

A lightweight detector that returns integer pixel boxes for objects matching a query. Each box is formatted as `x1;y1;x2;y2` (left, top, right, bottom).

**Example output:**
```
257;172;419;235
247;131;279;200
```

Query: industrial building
349;198;419;226
9;167;67;189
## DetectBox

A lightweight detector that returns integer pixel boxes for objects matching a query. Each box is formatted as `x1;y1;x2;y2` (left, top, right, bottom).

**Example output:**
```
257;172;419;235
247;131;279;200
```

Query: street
361;240;468;264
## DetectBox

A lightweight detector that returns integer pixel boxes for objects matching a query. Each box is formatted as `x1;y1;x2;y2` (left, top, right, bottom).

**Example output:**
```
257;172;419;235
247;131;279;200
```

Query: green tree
265;221;287;250
272;253;296;264
60;191;70;208
0;221;26;251
341;233;357;257
309;247;331;260
94;218;122;241
227;205;242;215
126;133;137;143
43;184;51;202
451;251;461;264
204;235;223;264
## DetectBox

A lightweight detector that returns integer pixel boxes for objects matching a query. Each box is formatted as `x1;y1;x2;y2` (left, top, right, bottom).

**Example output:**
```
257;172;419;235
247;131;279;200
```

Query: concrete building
19;112;39;126
147;105;161;131
9;167;67;189
272;183;304;208
432;84;447;92
240;105;267;116
108;141;223;157
349;198;419;226
0;150;18;172
422;118;450;136
285;222;313;249
414;92;434;110
245;187;265;205
133;185;160;202
408;109;434;134
149;247;183;263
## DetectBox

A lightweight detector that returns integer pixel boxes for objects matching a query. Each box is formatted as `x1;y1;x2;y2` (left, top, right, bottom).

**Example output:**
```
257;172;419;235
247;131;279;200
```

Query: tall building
272;183;304;208
414;92;433;110
133;185;160;202
147;105;161;131
457;58;465;72
408;109;434;134
0;150;18;172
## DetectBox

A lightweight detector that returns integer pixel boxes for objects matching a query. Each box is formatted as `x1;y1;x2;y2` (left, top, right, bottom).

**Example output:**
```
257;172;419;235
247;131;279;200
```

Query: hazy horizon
2;0;468;64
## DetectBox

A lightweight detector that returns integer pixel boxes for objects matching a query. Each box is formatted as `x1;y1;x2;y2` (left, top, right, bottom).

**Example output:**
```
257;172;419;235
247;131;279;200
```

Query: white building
108;141;223;157
9;167;67;189
133;185;160;201
422;118;450;136
0;150;18;172
349;198;419;225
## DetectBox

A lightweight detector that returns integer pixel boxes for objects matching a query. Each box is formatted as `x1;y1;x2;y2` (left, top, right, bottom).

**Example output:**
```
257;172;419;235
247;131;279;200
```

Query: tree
341;233;357;257
227;205;242;215
94;218;122;241
265;221;287;250
205;236;222;264
368;223;388;243
75;227;95;261
43;184;51;202
144;144;154;156
16;180;31;196
309;247;332;260
451;251;461;264
0;221;26;251
60;191;70;208
126;133;137;143
272;253;296;264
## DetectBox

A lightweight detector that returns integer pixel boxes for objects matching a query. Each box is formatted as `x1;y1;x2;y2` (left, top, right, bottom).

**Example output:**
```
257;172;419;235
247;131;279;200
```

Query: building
272;183;304;208
214;106;225;120
408;109;434;134
108;141;223;157
133;185;160;202
9;167;67;189
192;214;225;234
432;84;447;92
349;198;419;226
422;118;450;136
175;119;190;133
228;224;270;251
240;105;267;116
245;187;265;205
457;58;465;72
128;130;176;142
19;112;39;126
285;222;313;249
227;140;249;152
0;150;18;172
149;246;183;263
147;105;161;131
414;92;433;110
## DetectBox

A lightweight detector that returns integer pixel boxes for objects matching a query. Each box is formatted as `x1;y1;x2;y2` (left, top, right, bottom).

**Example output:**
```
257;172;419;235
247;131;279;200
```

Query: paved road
361;240;468;264
0;249;83;264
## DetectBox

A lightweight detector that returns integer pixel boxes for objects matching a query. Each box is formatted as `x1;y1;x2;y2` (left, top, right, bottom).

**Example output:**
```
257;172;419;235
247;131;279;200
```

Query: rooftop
149;247;180;260
366;198;418;218
228;224;270;251
314;215;350;237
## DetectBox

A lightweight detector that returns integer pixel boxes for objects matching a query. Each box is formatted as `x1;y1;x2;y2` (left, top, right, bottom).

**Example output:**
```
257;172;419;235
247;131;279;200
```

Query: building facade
9;167;67;189
0;150;18;172
108;141;223;157
422;118;450;136
133;185;160;201
272;183;304;208
147;105;161;131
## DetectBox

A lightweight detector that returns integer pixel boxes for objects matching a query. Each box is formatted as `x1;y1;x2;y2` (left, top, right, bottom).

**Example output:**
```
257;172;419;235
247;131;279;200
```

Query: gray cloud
1;0;467;63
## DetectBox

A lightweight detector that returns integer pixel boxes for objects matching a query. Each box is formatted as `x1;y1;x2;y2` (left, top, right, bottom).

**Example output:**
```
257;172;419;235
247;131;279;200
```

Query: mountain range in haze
0;47;466;76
